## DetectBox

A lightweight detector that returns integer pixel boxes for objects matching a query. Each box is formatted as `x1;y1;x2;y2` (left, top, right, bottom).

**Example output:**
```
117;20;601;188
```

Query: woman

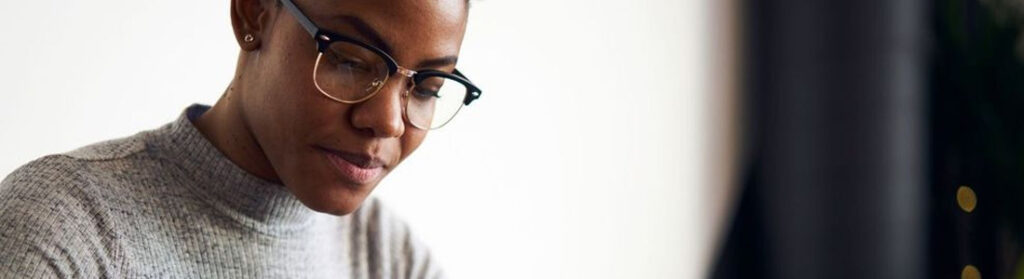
0;0;480;277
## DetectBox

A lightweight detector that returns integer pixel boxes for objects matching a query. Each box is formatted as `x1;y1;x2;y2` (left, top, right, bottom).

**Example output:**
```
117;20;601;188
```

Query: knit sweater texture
0;104;442;278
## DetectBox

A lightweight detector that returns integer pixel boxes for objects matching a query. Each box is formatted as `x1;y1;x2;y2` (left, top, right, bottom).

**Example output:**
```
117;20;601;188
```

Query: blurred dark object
931;0;1024;278
710;0;1024;278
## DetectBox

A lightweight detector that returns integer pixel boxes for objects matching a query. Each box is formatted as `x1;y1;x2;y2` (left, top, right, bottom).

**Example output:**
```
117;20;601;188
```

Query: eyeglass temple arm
279;0;319;38
452;69;482;105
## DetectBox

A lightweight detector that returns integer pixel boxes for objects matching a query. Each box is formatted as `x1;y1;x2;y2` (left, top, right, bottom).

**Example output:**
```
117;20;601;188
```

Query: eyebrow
336;15;460;71
337;15;394;55
416;56;459;70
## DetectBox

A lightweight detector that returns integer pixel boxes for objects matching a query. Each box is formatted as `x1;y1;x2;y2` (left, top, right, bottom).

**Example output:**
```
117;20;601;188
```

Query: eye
339;58;368;71
325;51;372;73
412;85;440;99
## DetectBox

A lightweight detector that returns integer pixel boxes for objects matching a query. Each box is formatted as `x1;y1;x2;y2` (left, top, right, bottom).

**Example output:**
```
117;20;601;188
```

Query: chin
310;203;361;216
292;182;375;216
297;195;365;216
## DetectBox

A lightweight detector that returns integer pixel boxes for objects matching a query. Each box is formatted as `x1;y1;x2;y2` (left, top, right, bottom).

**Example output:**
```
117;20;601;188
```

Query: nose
349;78;407;138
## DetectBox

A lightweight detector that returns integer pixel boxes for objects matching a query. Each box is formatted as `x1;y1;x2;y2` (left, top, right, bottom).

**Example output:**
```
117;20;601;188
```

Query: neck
194;81;281;183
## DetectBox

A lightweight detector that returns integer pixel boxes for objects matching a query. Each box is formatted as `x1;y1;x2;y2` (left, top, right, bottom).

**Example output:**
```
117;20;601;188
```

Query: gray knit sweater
0;104;443;278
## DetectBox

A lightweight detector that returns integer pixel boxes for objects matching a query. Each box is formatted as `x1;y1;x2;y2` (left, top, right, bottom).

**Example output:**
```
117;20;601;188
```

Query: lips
317;146;385;184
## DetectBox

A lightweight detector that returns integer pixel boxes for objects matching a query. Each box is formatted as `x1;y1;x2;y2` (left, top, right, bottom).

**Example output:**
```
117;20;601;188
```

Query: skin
195;0;468;215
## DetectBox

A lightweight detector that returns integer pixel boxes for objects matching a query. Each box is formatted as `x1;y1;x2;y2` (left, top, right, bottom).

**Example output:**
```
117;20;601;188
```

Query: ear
231;0;271;51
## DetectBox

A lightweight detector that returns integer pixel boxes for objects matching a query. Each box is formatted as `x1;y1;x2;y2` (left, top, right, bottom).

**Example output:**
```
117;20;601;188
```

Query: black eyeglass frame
279;0;482;106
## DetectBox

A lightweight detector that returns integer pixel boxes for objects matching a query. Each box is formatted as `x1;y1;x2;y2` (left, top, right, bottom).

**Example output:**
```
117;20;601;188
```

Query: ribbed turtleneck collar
148;104;316;234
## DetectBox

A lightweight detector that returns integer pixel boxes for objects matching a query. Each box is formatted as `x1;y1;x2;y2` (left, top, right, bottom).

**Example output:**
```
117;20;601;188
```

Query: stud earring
243;34;254;43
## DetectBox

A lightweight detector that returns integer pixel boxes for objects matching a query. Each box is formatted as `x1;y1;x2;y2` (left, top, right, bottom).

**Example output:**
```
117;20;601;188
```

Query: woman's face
238;0;468;215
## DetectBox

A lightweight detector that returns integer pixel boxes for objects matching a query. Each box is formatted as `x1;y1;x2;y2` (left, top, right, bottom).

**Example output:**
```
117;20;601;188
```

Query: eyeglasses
279;0;482;130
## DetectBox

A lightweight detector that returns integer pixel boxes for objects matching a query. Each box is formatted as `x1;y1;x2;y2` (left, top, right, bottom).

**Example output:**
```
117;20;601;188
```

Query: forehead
303;0;468;62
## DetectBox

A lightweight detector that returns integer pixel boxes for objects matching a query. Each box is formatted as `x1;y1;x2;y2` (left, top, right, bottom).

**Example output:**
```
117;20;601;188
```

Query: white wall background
0;0;713;278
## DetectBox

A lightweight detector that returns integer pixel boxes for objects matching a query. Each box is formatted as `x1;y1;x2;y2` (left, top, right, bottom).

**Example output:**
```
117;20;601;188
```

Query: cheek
398;128;428;160
244;57;333;173
248;24;325;127
254;35;332;137
247;75;311;144
262;87;341;166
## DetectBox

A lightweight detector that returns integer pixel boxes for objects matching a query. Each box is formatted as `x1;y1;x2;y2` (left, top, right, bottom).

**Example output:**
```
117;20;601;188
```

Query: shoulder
0;155;102;277
0;134;150;277
0;132;155;229
349;197;445;279
0;154;96;236
0;133;152;220
1;131;155;201
0;154;94;209
2;131;151;192
63;132;148;161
